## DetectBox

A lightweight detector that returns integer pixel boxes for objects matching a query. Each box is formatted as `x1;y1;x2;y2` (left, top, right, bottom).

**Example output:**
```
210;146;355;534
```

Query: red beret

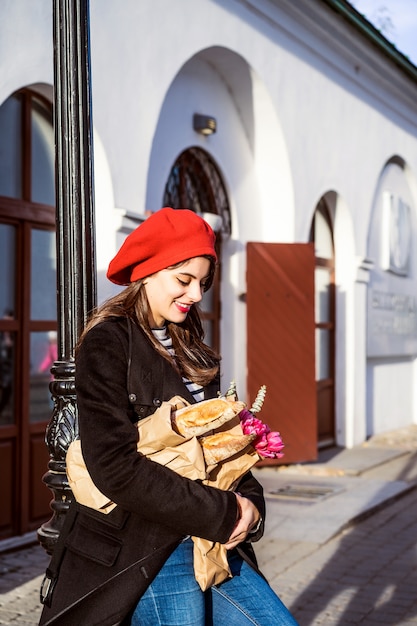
107;207;217;285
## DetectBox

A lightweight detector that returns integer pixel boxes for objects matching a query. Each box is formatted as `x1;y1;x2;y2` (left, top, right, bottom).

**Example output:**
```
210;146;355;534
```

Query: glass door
310;201;336;447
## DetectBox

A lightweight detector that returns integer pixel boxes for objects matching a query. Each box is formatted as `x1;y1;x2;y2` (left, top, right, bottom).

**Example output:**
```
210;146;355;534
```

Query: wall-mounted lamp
193;113;217;135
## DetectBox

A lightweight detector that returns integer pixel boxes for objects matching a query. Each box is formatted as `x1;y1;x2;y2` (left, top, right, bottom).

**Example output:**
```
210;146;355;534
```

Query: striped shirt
152;326;205;402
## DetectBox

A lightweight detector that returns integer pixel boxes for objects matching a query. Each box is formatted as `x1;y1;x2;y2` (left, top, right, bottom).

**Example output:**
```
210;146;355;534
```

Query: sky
350;0;417;66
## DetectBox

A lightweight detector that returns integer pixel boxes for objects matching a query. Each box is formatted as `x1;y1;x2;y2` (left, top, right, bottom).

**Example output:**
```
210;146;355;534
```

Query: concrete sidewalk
254;424;417;546
252;424;417;624
1;425;417;625
0;544;49;625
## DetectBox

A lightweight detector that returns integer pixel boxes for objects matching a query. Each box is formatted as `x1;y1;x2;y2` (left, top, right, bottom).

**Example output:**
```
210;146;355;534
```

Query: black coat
39;318;266;626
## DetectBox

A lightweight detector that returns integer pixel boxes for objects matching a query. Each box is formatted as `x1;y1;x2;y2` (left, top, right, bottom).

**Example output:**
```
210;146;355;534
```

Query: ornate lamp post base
38;362;78;554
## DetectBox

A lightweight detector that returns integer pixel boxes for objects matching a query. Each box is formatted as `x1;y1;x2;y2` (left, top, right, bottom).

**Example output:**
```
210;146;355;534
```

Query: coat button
129;393;137;403
153;398;162;407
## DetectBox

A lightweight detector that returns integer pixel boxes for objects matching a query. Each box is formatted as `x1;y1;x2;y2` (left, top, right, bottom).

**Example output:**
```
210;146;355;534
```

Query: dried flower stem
250;385;267;414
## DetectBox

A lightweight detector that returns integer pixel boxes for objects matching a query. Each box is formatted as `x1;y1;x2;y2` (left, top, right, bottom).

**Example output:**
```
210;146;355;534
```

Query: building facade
1;0;417;541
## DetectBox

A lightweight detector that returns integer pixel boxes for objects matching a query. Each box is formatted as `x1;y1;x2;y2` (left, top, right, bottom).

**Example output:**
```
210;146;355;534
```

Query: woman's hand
224;493;260;550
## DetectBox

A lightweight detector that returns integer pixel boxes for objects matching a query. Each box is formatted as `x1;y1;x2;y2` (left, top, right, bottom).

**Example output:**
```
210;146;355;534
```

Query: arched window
0;88;56;539
163;148;231;352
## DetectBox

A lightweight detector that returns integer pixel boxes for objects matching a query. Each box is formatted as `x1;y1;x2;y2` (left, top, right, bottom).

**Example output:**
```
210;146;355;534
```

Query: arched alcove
145;45;294;390
366;157;417;435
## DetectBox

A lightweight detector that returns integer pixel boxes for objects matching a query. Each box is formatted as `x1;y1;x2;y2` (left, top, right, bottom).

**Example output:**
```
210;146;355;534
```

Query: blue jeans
130;538;299;625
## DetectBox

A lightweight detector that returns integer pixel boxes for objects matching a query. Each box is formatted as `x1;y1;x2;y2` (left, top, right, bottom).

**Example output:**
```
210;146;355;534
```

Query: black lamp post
37;0;96;555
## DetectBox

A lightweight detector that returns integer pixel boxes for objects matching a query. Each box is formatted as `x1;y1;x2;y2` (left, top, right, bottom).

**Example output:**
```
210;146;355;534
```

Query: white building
1;0;417;541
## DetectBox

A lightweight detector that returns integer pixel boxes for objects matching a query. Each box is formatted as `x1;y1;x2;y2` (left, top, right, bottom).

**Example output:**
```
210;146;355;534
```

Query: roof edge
320;0;417;82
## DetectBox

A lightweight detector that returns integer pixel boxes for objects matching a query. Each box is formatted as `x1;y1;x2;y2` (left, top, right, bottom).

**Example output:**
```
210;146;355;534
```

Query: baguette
171;398;246;437
200;431;256;465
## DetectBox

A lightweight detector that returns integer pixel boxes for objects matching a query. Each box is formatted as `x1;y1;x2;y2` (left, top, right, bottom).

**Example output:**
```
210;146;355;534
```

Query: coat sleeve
235;471;266;542
75;320;238;544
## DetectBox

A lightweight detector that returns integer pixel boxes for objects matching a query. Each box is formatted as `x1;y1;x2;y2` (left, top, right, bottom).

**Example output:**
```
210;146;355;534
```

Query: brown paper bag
66;439;116;513
67;399;207;512
66;397;260;591
192;439;260;590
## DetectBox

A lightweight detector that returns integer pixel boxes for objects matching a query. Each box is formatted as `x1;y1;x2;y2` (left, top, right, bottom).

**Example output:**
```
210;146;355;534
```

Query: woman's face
144;256;211;328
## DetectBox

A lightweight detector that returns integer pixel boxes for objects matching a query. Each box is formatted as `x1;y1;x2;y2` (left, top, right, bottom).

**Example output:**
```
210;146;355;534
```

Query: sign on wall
367;161;417;358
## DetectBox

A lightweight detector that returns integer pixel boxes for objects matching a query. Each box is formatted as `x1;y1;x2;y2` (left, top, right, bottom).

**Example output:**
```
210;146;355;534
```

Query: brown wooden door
246;242;317;464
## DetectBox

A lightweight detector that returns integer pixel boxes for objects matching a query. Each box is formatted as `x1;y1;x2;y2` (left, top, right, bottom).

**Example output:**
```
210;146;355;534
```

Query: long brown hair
78;257;220;386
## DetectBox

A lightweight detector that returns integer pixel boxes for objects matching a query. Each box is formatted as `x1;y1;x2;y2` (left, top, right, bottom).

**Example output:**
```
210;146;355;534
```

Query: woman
39;207;298;626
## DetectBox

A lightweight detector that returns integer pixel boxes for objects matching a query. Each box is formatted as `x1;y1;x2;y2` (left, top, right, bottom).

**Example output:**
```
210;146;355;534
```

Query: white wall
0;1;52;103
367;358;415;433
2;0;417;445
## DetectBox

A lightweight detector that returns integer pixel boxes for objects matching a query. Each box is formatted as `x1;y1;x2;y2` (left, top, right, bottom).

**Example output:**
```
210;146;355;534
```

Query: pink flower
263;431;285;458
240;411;269;437
239;408;284;459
